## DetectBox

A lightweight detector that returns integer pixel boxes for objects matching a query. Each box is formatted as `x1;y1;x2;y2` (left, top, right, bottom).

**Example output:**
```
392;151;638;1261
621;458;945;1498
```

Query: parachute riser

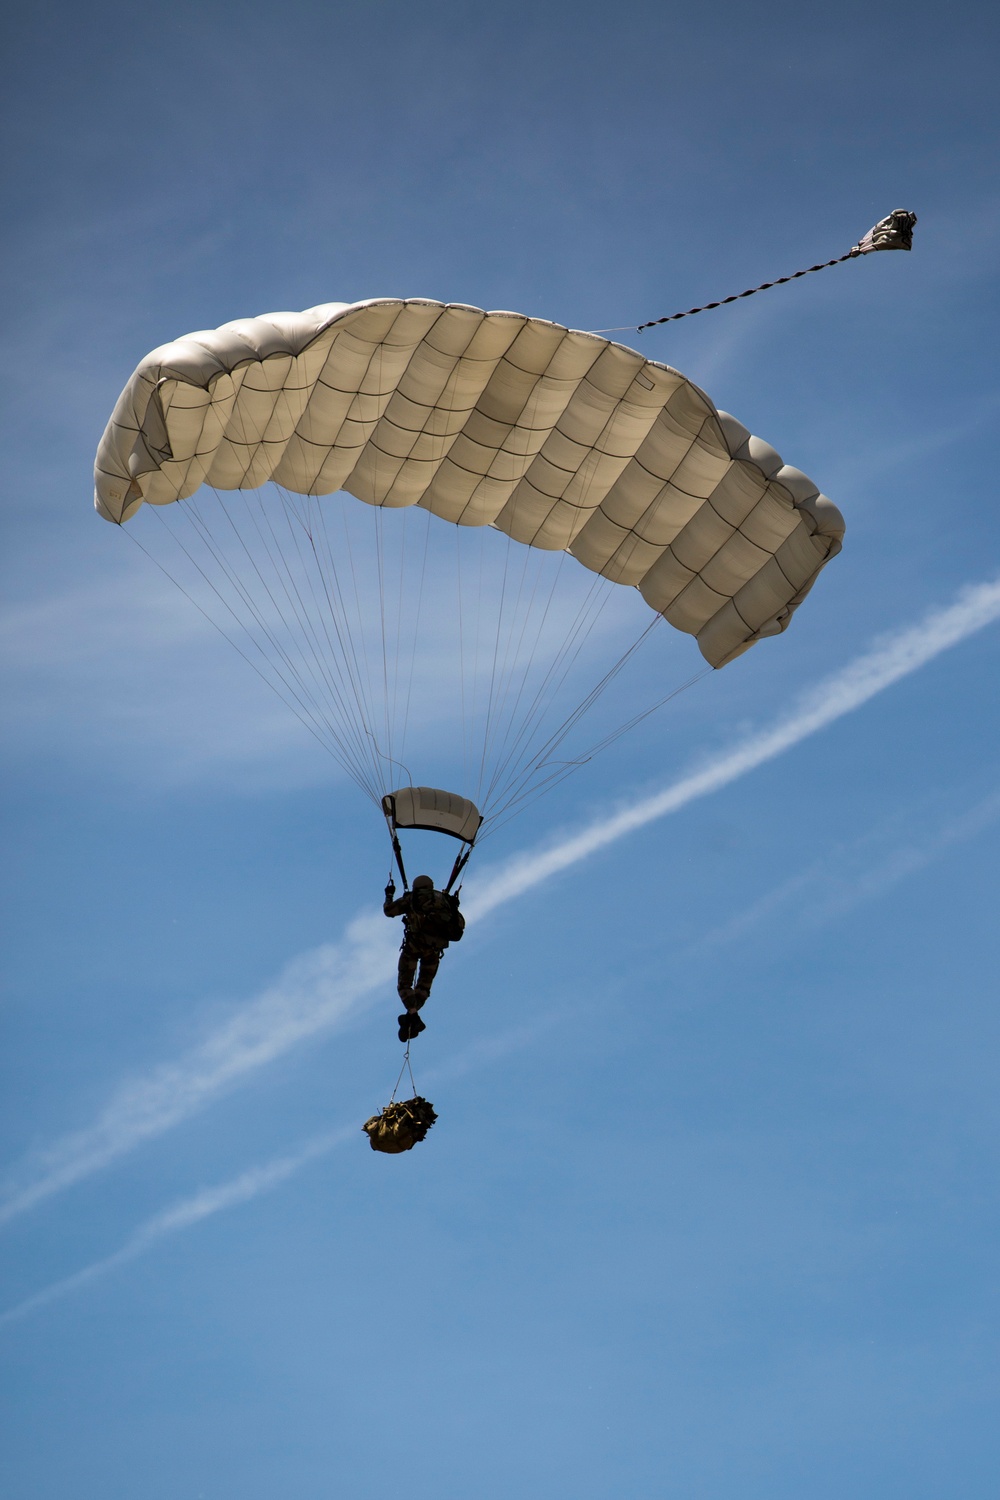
382;785;482;891
444;844;473;894
383;815;410;890
384;821;472;895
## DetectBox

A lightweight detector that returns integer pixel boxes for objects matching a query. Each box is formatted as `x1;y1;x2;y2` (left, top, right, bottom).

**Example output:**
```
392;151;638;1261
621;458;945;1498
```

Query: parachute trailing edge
94;298;844;669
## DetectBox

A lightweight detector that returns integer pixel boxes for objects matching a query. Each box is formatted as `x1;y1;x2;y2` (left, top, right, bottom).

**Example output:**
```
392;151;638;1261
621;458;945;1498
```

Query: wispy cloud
0;1126;354;1328
3;576;999;1229
463;577;1000;921
0;1017;553;1329
0;915;398;1227
825;390;1000;495
701;787;1000;949
0;565;322;786
803;789;1000;927
1;517;643;791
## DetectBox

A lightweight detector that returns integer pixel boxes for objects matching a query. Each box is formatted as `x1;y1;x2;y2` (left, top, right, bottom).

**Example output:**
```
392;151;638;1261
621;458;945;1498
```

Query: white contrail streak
699;787;1000;949
3;576;999;1227
0;1019;552;1328
0;916;399;1226
463;577;1000;920
0;1127;353;1328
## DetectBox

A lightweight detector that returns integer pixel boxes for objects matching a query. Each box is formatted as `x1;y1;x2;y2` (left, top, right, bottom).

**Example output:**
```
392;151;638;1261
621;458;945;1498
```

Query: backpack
363;1096;437;1154
406;889;465;947
442;892;465;944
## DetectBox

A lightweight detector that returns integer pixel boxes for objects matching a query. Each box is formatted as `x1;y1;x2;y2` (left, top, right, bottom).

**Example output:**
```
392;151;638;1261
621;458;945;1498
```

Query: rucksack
363;1096;438;1154
442;892;465;944
406;888;466;947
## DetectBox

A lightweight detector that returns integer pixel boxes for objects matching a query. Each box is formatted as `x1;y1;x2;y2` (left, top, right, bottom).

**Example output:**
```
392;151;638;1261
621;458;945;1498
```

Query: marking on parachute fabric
635;373;655;390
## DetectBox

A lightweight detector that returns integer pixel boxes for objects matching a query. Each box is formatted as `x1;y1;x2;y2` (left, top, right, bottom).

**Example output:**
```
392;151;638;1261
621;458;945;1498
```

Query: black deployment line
633;252;857;332
587;251;858;334
589;253;859;334
590;208;918;336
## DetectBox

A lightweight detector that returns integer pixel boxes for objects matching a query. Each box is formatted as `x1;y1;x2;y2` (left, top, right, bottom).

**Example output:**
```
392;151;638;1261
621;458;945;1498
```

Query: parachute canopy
382;787;483;844
94;297;844;670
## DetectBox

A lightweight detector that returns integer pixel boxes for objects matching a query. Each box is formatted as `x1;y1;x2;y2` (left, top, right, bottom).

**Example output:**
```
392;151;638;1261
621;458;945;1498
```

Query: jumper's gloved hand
384;881;396;901
398;1011;426;1043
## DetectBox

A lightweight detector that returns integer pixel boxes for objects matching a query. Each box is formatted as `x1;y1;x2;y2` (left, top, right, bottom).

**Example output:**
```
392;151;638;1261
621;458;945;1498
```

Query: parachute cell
94;298;844;670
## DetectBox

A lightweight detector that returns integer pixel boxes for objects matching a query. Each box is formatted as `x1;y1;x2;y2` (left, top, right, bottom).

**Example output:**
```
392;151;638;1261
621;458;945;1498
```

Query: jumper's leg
412;952;441;1006
397;946;418;1006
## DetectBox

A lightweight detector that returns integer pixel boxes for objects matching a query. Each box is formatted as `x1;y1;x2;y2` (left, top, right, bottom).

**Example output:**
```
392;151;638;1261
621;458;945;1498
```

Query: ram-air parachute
94;217;916;1140
95;213;917;876
94;264;865;876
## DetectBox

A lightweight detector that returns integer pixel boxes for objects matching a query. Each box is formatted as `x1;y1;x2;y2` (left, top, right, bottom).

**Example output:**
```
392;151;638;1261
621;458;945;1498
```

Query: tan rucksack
363;1096;438;1154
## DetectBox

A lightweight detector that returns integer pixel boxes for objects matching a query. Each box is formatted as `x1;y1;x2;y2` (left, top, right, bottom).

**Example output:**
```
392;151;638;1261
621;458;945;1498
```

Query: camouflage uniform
383;879;462;1009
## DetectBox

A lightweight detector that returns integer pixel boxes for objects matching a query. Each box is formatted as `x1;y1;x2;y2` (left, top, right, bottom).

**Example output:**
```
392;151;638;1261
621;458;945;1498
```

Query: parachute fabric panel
382;787;483;844
95;299;843;668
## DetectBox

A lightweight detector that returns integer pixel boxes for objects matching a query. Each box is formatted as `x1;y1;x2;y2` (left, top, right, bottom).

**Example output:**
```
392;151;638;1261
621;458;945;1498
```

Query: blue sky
1;2;999;1496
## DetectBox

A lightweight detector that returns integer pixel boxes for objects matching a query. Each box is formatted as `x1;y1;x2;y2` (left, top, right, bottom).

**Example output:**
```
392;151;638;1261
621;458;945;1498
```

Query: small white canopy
382;787;482;844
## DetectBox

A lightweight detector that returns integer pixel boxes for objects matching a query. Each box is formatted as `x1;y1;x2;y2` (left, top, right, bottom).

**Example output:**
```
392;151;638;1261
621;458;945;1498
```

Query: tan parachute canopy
382;787;483;844
94;298;843;670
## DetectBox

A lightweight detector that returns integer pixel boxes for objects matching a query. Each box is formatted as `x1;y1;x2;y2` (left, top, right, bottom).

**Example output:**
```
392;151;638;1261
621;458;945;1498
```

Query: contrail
0;915;399;1226
464;577;1000;919
0;1127;354;1328
698;786;1000;949
0;1018;552;1328
2;576;999;1227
